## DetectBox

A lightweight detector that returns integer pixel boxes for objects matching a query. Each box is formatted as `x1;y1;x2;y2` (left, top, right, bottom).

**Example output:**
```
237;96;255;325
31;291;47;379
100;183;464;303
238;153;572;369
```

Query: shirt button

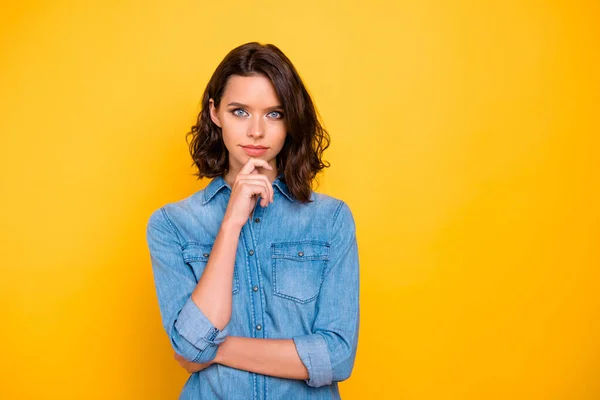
256;324;262;331
203;253;209;257
254;218;260;223
248;250;254;256
298;251;304;257
252;286;259;292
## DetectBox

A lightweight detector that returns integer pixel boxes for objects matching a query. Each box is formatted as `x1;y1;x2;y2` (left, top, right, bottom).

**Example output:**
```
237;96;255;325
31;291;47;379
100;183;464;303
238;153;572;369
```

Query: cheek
220;118;246;141
221;115;242;131
268;123;287;145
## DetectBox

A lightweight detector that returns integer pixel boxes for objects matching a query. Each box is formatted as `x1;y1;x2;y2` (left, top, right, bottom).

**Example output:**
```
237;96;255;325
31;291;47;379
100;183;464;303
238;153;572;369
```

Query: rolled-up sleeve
293;201;360;387
146;207;229;364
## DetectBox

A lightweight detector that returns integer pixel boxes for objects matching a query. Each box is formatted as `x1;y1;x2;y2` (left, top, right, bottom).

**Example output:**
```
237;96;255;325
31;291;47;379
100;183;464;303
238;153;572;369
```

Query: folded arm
215;336;309;380
146;207;240;363
194;202;360;387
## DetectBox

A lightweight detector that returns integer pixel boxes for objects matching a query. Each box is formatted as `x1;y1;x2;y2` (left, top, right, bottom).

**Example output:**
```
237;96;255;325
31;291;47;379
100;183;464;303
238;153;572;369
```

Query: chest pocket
271;241;329;303
183;243;240;294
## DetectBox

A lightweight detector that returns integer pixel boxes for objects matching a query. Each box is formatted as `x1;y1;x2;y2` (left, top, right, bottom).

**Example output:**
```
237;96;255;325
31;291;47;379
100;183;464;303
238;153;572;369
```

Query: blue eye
268;111;284;119
232;108;249;117
231;108;283;119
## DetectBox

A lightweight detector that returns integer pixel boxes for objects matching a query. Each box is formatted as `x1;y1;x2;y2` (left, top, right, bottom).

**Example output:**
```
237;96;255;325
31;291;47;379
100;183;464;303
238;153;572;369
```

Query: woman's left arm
290;201;360;387
176;201;360;385
174;336;307;378
213;336;309;379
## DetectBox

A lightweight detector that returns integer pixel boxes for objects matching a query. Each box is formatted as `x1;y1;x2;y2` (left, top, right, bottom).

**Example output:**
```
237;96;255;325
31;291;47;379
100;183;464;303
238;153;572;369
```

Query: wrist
221;215;243;232
215;336;232;365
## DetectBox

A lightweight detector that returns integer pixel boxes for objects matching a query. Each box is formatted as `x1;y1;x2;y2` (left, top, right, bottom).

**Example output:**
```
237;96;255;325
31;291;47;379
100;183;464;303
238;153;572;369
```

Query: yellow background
1;1;598;399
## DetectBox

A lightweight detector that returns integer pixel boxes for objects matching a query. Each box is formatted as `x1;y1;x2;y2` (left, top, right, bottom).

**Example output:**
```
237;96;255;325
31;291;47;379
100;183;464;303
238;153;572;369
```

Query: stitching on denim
246;222;264;332
273;180;294;202
322;325;353;382
320;260;328;291
272;254;329;261
271;256;277;303
332;200;345;228
206;326;219;342
247;223;258;400
271;239;330;247
231;238;240;294
323;231;356;283
253;236;268;339
202;178;230;205
316;333;334;385
242;233;257;335
182;242;213;250
160;207;184;246
181;242;238;293
320;200;349;279
192;351;202;364
182;243;212;262
243;232;254;301
203;184;221;205
272;259;325;304
270;240;327;303
232;266;240;295
271;241;330;261
273;289;320;304
305;338;315;385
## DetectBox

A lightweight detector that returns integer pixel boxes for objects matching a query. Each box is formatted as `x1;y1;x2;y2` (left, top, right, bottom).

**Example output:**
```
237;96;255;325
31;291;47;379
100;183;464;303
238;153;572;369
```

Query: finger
237;177;271;204
239;157;273;175
239;175;273;201
236;173;274;205
236;173;271;184
236;176;270;190
238;181;269;203
238;182;270;207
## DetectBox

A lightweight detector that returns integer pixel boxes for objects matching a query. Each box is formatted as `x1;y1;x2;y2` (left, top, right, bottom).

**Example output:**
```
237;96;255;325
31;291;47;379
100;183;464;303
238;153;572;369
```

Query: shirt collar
273;175;295;202
203;174;295;204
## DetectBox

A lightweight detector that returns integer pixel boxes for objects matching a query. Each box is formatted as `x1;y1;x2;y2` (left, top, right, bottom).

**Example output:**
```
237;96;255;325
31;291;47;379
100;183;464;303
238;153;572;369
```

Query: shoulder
305;192;356;250
309;191;355;227
309;191;342;207
146;188;207;228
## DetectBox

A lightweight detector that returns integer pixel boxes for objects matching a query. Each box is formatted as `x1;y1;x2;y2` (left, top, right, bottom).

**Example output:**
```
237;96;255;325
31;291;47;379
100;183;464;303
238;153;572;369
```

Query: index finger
240;157;273;175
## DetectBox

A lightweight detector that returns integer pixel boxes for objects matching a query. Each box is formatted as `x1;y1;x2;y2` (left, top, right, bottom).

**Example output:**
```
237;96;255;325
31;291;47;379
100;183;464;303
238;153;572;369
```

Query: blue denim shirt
146;175;360;400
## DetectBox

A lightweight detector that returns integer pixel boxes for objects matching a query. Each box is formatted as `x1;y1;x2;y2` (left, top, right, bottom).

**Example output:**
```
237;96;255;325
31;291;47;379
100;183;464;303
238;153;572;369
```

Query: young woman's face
209;74;287;176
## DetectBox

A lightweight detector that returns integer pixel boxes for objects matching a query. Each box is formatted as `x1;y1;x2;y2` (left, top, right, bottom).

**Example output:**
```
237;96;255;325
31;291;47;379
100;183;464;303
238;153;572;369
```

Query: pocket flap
271;241;329;261
182;243;213;262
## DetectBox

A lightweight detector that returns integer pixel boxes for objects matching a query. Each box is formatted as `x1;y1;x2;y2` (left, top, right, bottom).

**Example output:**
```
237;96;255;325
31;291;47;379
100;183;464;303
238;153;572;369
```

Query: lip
241;145;269;156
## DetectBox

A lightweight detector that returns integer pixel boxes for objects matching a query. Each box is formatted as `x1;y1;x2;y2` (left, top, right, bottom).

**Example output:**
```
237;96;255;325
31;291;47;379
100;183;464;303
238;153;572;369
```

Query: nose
247;115;265;139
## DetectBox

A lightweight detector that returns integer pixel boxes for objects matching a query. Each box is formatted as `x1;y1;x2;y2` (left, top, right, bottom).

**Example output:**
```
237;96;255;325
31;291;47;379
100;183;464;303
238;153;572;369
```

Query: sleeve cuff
174;296;229;356
293;334;333;387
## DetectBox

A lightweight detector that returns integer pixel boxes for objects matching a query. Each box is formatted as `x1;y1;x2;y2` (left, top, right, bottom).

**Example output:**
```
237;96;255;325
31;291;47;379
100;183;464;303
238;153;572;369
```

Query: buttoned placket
241;196;269;400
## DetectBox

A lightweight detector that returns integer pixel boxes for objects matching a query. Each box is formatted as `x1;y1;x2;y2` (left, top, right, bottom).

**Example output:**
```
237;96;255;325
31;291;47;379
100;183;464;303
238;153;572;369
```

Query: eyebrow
226;102;284;110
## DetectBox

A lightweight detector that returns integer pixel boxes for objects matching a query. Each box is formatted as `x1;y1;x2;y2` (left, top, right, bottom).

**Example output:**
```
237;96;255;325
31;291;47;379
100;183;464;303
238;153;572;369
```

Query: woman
146;42;360;400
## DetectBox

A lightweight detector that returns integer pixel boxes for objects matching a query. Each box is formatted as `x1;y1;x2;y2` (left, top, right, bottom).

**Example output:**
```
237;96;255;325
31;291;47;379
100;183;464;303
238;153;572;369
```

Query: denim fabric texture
146;175;360;399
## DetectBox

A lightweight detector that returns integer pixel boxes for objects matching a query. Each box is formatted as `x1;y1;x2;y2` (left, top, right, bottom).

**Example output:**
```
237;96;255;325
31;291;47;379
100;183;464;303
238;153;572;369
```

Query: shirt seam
159;207;184;247
331;201;345;228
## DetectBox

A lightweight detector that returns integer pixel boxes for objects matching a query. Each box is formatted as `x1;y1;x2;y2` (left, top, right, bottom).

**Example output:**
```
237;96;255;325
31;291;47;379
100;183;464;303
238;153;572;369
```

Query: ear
209;98;222;128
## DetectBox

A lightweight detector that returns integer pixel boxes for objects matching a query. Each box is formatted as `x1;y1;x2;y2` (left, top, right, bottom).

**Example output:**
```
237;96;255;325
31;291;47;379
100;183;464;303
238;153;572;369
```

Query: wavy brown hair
186;42;330;203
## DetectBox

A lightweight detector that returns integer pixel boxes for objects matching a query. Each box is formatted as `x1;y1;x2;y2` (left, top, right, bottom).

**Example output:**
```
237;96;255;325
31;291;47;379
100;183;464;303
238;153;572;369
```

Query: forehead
222;74;281;107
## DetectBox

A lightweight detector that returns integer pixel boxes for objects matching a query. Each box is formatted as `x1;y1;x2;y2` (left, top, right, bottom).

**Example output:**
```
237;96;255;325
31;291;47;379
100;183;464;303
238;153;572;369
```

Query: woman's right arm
189;216;241;331
147;209;230;364
193;157;274;330
146;158;274;364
